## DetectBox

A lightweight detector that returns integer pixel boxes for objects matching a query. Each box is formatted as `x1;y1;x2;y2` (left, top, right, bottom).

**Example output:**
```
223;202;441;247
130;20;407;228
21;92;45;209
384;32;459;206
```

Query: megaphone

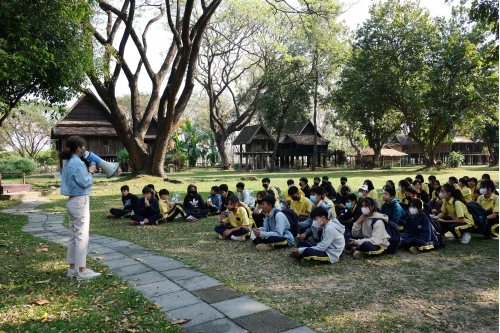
81;150;119;178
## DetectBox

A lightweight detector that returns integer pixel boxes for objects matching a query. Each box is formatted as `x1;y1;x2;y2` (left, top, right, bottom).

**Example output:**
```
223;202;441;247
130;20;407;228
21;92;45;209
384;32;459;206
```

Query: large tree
0;0;93;126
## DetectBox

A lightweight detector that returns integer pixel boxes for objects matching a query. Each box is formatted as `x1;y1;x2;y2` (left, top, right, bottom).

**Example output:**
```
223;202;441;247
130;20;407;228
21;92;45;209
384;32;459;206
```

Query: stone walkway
4;200;315;333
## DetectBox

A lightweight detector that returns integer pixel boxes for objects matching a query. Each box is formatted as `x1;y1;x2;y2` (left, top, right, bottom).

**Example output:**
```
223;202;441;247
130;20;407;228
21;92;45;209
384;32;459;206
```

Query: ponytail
443;184;467;205
59;147;72;160
58;136;86;160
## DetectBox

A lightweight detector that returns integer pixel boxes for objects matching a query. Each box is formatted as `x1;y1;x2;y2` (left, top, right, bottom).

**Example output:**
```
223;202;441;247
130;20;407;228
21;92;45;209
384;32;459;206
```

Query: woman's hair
409;198;423;210
364;179;375;192
480;180;496;192
386;180;395;188
432;180;441;198
256;191;267;199
415;174;424;182
412;179;422;187
59;135;85;160
399;179;410;190
468;177;477;186
227;195;240;205
442;184;467;205
360;197;376;210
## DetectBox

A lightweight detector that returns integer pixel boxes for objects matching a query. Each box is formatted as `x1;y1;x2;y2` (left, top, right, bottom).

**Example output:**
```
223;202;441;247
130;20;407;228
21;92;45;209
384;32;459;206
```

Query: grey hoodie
300;218;345;263
351;212;391;248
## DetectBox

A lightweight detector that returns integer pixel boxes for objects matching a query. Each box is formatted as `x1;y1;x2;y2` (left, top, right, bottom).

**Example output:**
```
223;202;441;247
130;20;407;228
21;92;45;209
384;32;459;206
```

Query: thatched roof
233;125;274;145
452;136;474;143
395;134;418;146
349;144;408;157
280;134;330;145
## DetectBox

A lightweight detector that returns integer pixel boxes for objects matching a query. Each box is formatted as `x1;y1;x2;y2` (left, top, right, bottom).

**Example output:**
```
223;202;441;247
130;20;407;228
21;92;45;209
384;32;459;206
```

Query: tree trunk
312;58;318;171
271;130;282;171
373;145;382;167
214;130;230;168
423;146;437;168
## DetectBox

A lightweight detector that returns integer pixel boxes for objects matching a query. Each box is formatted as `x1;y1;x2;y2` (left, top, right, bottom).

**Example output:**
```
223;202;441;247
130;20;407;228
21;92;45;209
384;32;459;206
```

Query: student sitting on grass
107;185;138;219
337;193;363;232
147;184;160;201
401;199;440;254
397;179;411;203
412;179;429;203
252;195;294;251
468;177;478;195
236;182;255;209
289;207;345;266
299;177;311;198
130;186;162;225
298;186;332;241
448;176;460;189
363;179;379;203
436;184;475;244
183;184;210;219
206;186;222;214
321;175;336;200
158;189;197;223
335;185;352;217
380;186;407;231
252;191;268;228
430;180;441;201
458;177;473;202
415;174;430;195
285;179;305;201
337;176;353;195
219;184;235;211
477;180;499;240
345;197;391;259
289;186;313;221
215;195;253;241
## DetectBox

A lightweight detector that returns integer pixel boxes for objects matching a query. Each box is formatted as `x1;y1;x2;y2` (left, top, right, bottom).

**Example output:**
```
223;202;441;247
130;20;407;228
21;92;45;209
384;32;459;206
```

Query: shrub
293;159;301;170
0;156;37;174
447;151;464;168
116;149;130;171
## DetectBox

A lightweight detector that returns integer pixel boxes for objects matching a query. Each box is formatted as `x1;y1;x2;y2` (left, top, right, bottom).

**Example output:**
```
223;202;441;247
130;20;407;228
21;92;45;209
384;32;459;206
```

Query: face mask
346;202;353;209
341;181;346;186
292;196;300;201
262;183;268;188
312;219;322;229
397;186;402;191
361;207;371;215
405;195;412;201
314;182;320;186
409;208;418;216
439;192;447;199
358;192;363;198
309;195;317;203
479;188;487;195
190;190;197;195
257;199;262;205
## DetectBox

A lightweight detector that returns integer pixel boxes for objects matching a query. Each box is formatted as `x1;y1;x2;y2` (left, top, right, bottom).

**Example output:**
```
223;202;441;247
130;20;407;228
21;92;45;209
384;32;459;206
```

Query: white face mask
312;219;322;228
479;188;487;195
361;207;371;215
439;192;447;199
409;208;418;216
397;186;401;191
358;192;363;198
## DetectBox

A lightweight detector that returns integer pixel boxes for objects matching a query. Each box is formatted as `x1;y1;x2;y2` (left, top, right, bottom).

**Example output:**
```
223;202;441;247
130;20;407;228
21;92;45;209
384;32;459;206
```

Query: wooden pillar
239;145;243;170
301;156;304;168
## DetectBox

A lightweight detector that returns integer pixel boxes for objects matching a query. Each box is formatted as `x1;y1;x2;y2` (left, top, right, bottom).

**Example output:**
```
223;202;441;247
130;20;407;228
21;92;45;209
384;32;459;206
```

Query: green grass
0;200;183;333
13;165;500;332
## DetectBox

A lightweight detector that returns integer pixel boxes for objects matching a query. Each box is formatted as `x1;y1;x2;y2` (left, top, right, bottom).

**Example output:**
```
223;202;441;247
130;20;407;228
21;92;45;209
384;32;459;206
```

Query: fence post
22;172;26;184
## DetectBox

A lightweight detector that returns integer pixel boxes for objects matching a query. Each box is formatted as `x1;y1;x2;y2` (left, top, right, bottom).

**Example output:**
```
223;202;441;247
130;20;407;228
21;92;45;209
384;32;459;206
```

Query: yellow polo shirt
477;194;499;214
460;186;472;202
441;197;473;225
337;184;353;193
285;187;305;201
222;206;252;234
367;189;379;201
290;196;313;216
396;190;406;202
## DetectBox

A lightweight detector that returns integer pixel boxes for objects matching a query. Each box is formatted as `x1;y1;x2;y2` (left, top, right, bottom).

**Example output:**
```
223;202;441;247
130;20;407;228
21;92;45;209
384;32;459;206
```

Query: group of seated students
106;173;498;266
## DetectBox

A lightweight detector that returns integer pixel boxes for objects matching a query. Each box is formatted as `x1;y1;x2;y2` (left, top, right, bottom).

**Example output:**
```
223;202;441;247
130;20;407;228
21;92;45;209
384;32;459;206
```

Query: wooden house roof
233;125;275;145
281;134;330;145
348;144;408;157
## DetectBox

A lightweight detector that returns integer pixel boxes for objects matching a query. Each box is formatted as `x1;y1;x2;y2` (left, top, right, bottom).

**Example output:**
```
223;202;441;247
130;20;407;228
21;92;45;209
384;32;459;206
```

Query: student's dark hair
147;184;155;190
482;174;491;180
432;180;441;197
433;180;441;186
428;175;436;182
227;195;240;205
256;191;267;199
448;176;458;184
458;177;467;186
288;186;299;195
120;185;130;192
361;197;376;209
310;207;329;220
442;184;466;205
415;174;424;182
287;179;294;185
364;179;374;192
59;135;86;159
262;177;271;183
261;194;276;206
474;188;481;195
266;190;275;196
314;176;321;182
405;177;413;184
211;186;220;193
480;180;496;191
299;177;308;184
310;186;324;195
322;175;329;180
341;185;350;195
406;186;418;195
399;179;410;190
386;180;395;188
345;194;357;202
236;182;245;189
142;186;152;194
412;179;422;187
469;177;477;185
340;176;348;181
462;176;470;182
409;198;423;210
219;184;228;192
384;186;396;197
159;189;169;196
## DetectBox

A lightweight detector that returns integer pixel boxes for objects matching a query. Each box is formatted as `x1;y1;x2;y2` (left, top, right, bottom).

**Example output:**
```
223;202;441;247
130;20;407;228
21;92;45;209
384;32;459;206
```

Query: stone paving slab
104;257;145;269
160;267;205;281
142;257;187;271
46;236;69;244
111;263;153;277
135;280;183;298
87;247;116;256
175;275;222;291
94;252;127;262
282;326;317;333
212;296;271;319
89;237;117;244
22;227;46;233
36;232;57;238
105;240;135;249
155;290;202;312
124;271;166;286
184;318;248;333
191;285;245;304
234;309;301;333
164;302;225;328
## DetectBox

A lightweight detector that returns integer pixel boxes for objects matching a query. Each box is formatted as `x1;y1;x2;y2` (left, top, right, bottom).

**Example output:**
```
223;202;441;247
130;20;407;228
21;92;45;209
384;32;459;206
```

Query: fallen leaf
65;294;74;299
424;312;440;321
96;257;104;260
32;299;51;306
154;304;162;309
172;319;191;325
35;278;51;284
7;294;15;298
35;248;48;252
104;316;110;324
135;258;146;263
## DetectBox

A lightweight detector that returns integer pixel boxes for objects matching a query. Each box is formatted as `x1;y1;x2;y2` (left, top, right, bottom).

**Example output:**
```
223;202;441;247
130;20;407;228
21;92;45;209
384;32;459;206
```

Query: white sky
78;0;455;103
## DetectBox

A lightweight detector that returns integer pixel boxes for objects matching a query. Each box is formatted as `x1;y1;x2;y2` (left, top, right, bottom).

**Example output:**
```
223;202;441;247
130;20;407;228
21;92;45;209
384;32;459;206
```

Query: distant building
347;144;408;166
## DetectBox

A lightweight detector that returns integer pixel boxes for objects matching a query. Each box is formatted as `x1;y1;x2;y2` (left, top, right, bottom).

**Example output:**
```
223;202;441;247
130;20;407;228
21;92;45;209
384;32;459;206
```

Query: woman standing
59;136;101;280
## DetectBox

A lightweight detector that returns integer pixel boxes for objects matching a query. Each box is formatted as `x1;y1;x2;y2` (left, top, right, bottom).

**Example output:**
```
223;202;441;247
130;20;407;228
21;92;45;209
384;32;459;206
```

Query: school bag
466;201;488;233
270;185;283;200
273;208;299;236
239;202;256;229
371;219;400;254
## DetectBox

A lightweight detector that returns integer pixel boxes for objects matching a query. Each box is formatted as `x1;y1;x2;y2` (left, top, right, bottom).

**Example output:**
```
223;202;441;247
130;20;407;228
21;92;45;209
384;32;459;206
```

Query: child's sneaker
77;269;101;281
186;216;197;222
409;246;420;254
218;235;225;240
232;236;246;242
67;268;77;278
460;233;471;244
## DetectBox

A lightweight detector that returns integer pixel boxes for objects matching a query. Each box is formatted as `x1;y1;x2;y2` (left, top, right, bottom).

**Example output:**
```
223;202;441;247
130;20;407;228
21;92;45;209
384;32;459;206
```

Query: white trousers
66;195;90;268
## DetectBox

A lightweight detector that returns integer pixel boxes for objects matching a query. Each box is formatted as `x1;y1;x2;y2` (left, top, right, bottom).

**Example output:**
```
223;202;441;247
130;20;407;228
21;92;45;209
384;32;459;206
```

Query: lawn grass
0;200;183;333
22;166;500;332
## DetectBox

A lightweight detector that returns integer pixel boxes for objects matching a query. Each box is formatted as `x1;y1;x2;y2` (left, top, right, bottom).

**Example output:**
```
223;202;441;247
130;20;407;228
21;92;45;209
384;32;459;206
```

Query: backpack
466;201;488;233
372;219;400;254
270;186;283;200
273;208;299;237
239;202;256;229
